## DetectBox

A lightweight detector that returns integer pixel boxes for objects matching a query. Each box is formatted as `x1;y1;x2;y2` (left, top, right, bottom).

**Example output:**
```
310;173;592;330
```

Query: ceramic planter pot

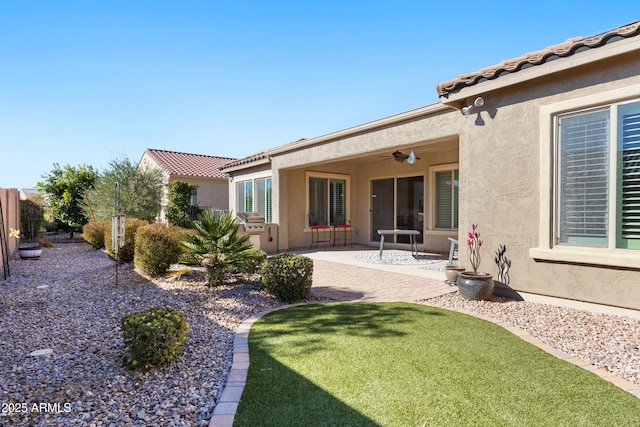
18;245;42;259
457;272;494;300
444;265;465;283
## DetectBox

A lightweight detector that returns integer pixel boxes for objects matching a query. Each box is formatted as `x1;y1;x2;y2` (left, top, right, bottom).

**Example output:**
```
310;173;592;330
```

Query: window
255;177;272;222
307;173;349;226
236;181;253;213
236;178;271;221
431;166;459;230
555;99;640;250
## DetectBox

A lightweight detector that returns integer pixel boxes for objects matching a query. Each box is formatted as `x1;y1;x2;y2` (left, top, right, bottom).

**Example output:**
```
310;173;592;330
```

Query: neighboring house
221;19;640;311
139;149;236;222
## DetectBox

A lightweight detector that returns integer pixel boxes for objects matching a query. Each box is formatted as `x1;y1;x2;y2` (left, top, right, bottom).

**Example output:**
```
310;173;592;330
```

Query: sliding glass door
371;176;424;244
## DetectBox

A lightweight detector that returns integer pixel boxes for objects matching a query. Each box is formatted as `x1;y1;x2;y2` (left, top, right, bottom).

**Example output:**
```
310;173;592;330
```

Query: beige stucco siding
454;51;640;310
173;176;229;211
271;111;460;252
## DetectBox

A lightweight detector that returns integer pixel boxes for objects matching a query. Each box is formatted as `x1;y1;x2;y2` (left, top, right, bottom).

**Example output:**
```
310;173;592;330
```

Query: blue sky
1;1;637;189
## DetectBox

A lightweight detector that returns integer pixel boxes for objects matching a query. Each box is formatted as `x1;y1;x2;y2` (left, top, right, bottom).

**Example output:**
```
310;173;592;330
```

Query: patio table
377;229;421;259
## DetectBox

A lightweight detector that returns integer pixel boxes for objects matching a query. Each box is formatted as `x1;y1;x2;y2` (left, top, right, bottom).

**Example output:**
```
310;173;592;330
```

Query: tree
165;181;196;227
90;154;163;222
37;163;98;236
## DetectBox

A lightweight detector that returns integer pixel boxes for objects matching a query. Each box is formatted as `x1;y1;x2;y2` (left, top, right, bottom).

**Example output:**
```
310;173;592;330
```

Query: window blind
265;178;272;223
236;181;245;214
256;179;266;219
435;170;458;229
618;103;640;247
329;179;346;225
309;178;327;225
558;110;610;245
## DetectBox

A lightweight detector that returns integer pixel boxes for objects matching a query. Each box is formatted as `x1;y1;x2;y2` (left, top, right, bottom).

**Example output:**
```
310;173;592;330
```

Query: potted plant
10;228;43;259
457;224;494;300
444;264;465;284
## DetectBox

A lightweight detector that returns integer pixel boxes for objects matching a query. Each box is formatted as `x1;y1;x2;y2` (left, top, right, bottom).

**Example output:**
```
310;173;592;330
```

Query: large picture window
555;99;640;250
307;173;349;226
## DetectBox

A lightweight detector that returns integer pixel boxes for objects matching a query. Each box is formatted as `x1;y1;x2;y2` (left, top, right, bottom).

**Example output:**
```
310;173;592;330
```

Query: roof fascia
219;156;271;173
266;103;451;157
441;36;640;105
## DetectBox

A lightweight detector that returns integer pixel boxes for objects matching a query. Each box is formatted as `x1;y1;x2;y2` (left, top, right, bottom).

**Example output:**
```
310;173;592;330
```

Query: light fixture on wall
461;97;486;117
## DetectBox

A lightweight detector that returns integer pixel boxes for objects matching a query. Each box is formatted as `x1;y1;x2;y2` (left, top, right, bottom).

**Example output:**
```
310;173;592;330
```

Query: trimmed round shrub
83;220;109;249
121;306;189;371
231;248;268;275
105;218;148;263
134;223;183;277
260;253;313;303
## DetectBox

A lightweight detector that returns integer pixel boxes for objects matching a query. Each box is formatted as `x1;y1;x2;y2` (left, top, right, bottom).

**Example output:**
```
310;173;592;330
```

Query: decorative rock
2;241;639;426
29;348;53;357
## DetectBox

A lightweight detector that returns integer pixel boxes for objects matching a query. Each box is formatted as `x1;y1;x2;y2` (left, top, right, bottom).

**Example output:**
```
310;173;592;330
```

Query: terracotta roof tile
437;20;640;98
144;149;235;179
219;152;269;170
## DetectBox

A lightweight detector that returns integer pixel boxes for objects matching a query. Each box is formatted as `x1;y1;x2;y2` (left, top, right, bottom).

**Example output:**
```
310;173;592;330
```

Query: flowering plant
9;228;21;240
467;224;482;275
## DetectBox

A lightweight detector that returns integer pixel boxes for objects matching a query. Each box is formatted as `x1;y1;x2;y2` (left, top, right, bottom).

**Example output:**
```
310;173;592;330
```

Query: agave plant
180;210;252;286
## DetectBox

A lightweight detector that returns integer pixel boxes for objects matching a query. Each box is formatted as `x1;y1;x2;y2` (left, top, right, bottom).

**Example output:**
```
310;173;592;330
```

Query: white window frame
429;163;459;231
531;83;640;269
305;171;350;228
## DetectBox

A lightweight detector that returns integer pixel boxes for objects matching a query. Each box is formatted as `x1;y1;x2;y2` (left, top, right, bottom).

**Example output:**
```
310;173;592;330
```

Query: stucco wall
454;52;640;310
272;111;460;251
175;176;229;211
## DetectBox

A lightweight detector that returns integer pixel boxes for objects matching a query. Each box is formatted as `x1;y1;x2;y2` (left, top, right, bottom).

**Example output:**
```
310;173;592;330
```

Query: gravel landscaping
424;293;640;388
0;242;286;426
2;242;638;426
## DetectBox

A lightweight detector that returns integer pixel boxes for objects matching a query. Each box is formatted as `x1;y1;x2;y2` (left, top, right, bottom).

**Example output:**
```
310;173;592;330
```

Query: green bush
134;223;183;277
180;210;253;286
105;217;148;263
121;306;189;371
260;253;314;303
83;220;109;249
232;248;268;275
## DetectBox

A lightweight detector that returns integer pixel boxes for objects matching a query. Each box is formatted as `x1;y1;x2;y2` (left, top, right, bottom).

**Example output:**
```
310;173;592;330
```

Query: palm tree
180;210;252;286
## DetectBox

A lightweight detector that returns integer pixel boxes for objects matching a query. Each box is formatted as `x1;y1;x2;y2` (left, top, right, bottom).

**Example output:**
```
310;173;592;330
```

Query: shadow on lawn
256;302;444;340
235;346;379;427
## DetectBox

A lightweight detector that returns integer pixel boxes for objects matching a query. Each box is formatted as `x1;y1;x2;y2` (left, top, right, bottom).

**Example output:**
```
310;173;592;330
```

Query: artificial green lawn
234;302;640;426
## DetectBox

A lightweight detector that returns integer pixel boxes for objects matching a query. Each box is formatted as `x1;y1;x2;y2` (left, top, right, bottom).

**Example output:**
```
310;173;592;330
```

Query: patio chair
309;215;331;249
333;219;352;247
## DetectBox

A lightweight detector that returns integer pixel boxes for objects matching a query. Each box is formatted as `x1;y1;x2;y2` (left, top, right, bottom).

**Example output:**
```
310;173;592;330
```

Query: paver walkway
310;258;455;301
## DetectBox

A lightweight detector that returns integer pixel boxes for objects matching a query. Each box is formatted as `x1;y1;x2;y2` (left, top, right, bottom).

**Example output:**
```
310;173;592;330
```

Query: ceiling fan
389;150;419;164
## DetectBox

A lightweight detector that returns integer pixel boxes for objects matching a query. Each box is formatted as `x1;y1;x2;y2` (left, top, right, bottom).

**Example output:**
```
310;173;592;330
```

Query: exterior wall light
461;97;486;117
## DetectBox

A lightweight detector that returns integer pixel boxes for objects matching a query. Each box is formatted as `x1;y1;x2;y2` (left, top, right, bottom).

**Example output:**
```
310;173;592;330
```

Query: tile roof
218;152;269;170
437;20;640;98
143;149;236;179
